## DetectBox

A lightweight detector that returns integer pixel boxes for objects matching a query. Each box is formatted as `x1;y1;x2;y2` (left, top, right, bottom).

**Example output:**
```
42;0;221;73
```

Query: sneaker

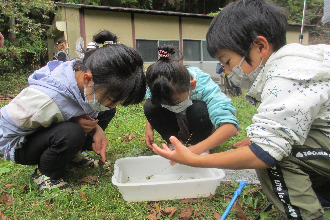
70;152;104;168
33;168;72;194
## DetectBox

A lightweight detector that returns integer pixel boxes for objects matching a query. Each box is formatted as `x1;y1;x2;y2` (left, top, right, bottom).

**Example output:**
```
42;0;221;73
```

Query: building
47;3;312;80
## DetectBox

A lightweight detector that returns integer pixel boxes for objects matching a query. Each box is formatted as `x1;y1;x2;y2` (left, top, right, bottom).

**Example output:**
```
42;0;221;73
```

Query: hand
70;114;98;134
92;125;108;163
145;127;155;149
0;32;4;47
152;136;196;166
233;138;250;148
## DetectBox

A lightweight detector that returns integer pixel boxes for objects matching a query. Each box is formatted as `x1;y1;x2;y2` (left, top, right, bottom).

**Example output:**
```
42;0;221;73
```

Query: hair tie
158;50;171;58
103;41;118;45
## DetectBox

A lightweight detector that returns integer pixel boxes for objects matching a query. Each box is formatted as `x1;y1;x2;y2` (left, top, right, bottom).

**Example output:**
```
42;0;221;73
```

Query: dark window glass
136;40;158;62
202;41;217;61
183;40;201;61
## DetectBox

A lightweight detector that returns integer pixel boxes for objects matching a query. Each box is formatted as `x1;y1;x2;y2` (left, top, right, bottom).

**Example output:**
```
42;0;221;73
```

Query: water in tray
124;173;201;184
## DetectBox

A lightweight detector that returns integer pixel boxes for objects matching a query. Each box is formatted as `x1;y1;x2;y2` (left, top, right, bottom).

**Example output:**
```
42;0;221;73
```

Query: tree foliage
0;0;56;75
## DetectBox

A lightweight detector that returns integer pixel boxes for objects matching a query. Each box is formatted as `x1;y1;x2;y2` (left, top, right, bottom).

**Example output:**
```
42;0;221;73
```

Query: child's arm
145;120;154;149
188;123;237;154
89;124;108;163
152;136;270;169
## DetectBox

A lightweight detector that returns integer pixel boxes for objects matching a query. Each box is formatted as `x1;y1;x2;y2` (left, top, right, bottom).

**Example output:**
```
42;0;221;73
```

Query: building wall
84;10;132;47
47;5;311;79
287;25;309;45
135;14;179;40
64;7;80;59
181;17;211;39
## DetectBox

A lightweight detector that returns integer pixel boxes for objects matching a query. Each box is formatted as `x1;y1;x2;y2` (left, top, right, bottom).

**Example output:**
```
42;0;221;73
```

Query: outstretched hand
152;136;196;166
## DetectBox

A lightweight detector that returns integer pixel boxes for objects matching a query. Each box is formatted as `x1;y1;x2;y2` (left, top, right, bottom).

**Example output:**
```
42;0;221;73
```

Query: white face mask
227;57;264;89
84;86;110;111
161;92;192;114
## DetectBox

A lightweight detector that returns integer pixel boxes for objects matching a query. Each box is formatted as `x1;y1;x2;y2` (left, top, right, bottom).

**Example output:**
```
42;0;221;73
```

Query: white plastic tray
112;155;225;202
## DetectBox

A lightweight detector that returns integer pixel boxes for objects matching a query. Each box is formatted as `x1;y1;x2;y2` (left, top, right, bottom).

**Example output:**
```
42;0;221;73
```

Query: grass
0;72;30;95
0;93;291;220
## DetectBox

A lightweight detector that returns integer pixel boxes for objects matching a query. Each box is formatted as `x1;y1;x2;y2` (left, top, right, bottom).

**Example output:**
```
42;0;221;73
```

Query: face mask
84;86;110;111
161;91;193;113
227;57;264;89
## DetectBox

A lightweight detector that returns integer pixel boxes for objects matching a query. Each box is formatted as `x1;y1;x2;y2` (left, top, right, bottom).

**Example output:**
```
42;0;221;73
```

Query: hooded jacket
0;60;98;162
246;43;330;165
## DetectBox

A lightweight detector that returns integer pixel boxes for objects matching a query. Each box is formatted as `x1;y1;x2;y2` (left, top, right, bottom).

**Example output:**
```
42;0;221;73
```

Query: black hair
73;30;146;106
57;38;66;45
206;0;288;65
146;44;190;106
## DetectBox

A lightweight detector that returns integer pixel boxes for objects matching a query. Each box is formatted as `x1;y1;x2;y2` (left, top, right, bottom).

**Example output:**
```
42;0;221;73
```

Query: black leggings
15;109;116;180
144;99;213;145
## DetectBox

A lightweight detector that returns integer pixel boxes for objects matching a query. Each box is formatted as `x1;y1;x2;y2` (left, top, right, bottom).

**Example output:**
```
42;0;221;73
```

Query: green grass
9;92;330;219
0;72;30;95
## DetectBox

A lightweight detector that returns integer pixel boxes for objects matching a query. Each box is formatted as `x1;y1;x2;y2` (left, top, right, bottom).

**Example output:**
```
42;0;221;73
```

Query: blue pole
220;181;249;220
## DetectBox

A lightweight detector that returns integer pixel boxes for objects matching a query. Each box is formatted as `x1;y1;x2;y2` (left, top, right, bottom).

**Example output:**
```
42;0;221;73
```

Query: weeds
1;94;325;219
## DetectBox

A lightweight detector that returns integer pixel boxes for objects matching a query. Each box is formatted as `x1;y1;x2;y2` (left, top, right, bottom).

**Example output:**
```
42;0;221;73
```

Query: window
202;41;217;61
136;39;180;62
183;40;201;61
136;39;217;62
136;40;158;62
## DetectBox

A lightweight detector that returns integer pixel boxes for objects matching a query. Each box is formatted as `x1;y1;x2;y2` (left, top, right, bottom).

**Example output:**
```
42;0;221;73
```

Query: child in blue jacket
144;45;238;155
0;30;146;193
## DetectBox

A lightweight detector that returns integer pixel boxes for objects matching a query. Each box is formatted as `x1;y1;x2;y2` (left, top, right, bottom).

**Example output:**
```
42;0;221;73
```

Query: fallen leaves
80;191;87;200
79;175;98;183
0;191;13;205
122;133;138;143
178;206;193;220
163;207;177;218
223;195;252;220
0;210;7;220
78;175;99;201
181;198;197;203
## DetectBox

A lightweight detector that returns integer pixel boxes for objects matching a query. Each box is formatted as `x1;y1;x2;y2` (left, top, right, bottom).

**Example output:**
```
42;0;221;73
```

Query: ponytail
146;44;190;105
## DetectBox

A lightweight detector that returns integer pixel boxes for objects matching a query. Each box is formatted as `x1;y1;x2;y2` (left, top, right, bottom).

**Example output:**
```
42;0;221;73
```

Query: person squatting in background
53;38;70;62
152;1;330;220
144;44;239;156
0;30;146;194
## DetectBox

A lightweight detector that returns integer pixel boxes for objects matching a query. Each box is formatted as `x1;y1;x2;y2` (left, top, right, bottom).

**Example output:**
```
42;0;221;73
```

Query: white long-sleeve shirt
246;43;330;164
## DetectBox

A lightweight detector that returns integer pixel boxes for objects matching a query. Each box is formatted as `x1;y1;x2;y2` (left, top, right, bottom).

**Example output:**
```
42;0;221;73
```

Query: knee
186;101;209;119
144;99;162;117
54;122;86;146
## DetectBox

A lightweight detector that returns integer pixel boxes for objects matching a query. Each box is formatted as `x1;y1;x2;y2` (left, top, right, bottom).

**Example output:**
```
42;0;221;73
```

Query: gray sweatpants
256;130;330;220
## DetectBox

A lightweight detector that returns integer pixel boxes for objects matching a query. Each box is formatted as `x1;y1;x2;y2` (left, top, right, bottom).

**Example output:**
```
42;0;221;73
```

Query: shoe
70;152;104;168
33;168;72;194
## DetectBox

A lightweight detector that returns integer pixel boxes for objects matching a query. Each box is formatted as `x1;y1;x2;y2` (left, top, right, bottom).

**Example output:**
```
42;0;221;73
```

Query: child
53;38;70;62
144;45;239;156
152;1;330;220
0;30;146;193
